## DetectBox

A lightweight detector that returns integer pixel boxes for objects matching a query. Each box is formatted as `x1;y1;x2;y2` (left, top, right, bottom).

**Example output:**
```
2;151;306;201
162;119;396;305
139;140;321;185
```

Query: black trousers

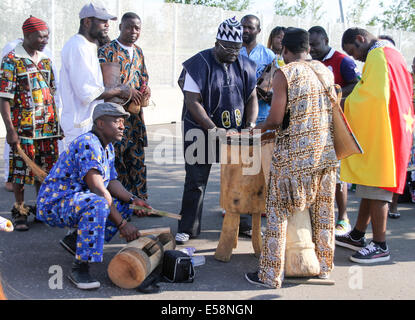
178;163;212;237
178;162;251;238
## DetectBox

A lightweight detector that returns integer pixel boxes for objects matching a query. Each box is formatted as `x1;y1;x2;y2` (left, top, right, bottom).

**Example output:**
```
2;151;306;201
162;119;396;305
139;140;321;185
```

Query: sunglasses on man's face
217;42;242;54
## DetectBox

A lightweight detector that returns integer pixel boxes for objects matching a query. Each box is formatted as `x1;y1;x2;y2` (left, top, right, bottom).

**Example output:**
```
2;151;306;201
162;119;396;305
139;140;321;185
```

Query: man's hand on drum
119;221;141;242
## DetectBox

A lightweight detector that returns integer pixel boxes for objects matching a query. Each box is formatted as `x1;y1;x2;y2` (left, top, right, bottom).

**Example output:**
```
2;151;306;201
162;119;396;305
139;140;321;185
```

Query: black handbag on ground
162;250;195;283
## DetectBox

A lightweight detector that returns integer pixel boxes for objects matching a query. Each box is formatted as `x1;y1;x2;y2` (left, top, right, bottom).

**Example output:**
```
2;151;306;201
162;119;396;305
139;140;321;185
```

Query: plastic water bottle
0;216;13;232
179;247;196;256
191;255;206;267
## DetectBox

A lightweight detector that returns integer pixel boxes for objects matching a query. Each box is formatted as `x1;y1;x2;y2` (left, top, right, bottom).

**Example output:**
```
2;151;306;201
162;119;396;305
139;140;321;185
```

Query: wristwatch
128;195;137;204
247;122;256;129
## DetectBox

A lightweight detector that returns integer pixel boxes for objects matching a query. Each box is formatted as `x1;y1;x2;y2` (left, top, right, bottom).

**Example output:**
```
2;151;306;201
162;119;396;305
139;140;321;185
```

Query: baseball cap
92;102;130;122
79;2;117;21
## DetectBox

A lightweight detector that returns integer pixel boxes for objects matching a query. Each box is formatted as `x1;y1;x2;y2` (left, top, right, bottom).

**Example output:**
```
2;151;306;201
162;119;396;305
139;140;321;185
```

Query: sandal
27;205;42;223
11;203;30;232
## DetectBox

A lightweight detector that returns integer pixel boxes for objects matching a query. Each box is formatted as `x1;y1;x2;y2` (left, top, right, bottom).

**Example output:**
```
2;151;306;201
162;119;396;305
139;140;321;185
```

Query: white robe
59;34;104;150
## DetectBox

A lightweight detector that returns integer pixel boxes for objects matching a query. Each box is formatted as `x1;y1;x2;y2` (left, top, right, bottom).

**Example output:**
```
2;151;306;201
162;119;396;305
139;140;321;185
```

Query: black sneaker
68;260;100;290
60;229;77;256
245;272;273;288
239;220;253;238
350;241;390;264
335;232;367;251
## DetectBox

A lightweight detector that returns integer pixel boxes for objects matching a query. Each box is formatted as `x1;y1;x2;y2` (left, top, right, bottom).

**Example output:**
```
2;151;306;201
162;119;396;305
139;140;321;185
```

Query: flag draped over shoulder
340;45;414;194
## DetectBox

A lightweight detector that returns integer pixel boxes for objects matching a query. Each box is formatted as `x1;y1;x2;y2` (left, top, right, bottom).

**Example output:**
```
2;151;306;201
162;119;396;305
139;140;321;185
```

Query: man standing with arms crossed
98;12;151;202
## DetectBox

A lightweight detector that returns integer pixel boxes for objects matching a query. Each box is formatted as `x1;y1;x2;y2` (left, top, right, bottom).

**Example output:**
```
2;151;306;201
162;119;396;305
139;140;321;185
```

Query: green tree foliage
346;0;370;25
273;0;324;21
164;0;250;11
368;0;415;32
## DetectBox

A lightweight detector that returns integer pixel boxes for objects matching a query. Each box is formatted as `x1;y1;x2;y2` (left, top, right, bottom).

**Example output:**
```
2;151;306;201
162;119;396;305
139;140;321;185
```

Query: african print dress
258;60;338;288
0;44;61;185
98;40;149;199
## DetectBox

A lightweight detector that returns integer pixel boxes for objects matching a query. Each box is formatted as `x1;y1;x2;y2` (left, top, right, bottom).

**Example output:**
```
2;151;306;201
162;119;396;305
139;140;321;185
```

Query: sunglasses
217;42;242;54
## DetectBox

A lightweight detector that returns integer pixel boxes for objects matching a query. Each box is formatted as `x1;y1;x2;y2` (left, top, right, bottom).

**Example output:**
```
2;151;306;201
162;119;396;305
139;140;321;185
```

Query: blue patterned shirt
37;132;117;215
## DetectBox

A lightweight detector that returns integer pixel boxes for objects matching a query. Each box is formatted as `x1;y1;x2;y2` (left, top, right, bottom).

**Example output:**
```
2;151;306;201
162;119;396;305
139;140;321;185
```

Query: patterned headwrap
22;16;48;35
216;17;243;43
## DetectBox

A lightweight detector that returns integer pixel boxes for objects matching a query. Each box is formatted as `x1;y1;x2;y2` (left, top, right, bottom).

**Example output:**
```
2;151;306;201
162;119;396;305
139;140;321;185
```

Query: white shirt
322;47;336;62
183;73;200;93
59;34;105;148
116;39;135;61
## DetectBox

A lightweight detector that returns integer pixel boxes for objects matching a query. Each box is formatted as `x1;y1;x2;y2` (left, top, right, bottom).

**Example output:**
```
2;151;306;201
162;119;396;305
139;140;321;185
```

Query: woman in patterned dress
245;28;338;288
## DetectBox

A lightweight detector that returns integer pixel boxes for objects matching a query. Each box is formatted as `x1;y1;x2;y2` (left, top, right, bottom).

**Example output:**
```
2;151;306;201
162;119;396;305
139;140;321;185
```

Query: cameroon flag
340;45;414;194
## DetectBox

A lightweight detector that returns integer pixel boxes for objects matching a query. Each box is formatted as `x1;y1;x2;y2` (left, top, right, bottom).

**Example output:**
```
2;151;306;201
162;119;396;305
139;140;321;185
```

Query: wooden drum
219;131;275;213
285;208;320;277
215;131;275;262
107;232;175;289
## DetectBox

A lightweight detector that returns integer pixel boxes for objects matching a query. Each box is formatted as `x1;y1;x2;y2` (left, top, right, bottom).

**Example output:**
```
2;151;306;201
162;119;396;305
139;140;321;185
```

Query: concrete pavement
0;123;414;300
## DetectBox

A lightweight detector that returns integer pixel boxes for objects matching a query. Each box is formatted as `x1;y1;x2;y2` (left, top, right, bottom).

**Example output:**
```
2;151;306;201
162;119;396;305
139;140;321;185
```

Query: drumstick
284;278;335;286
119;227;171;238
129;205;182;220
16;144;48;182
138;227;171;236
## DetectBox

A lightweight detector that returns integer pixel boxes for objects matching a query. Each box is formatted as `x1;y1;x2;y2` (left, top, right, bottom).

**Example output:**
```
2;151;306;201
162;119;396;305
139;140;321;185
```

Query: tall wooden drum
215;131;275;262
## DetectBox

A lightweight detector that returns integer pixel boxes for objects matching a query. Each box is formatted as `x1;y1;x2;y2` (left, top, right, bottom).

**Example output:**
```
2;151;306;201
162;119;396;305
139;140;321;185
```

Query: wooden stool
214;132;275;262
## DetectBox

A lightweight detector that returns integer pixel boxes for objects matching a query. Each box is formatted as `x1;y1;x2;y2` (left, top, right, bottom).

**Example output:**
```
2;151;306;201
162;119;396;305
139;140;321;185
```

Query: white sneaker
175;232;190;244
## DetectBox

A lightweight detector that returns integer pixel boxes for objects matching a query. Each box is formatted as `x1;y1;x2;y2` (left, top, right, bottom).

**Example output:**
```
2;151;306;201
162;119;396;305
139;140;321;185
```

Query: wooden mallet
16;144;47;182
129;205;182;220
119;227;171;239
137;227;171;236
284;277;336;286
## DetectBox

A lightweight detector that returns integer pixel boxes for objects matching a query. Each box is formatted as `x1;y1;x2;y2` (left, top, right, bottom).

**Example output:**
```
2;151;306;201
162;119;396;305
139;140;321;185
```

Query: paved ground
0;123;414;300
